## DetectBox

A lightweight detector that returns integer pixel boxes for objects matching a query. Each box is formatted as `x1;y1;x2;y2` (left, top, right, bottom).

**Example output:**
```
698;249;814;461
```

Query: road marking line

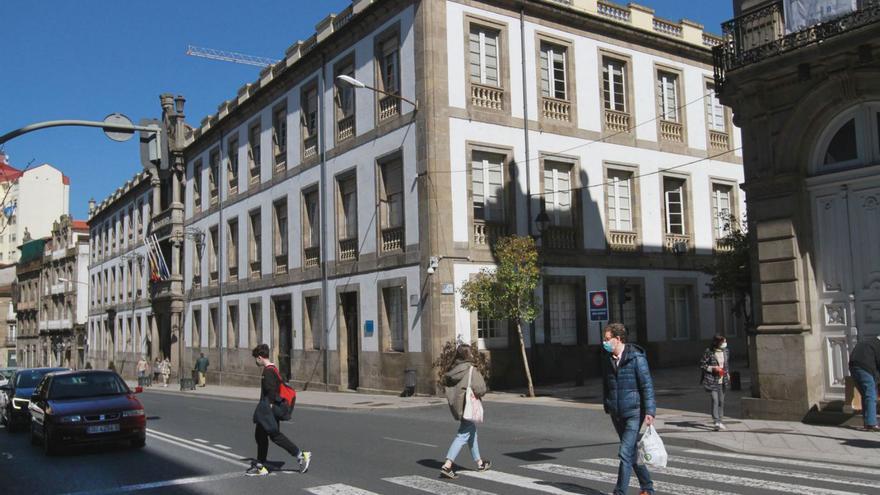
60;471;242;495
523;463;740;495
584;458;866;495
671;455;880;489
147;429;243;459
460;469;602;494
306;484;382;495
682;448;880;476
213;443;232;450
384;475;496;494
193;438;209;444
382;436;438;448
145;432;249;468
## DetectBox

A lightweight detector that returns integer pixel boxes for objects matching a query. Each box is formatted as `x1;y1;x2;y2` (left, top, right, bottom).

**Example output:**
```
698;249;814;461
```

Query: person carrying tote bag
440;344;490;479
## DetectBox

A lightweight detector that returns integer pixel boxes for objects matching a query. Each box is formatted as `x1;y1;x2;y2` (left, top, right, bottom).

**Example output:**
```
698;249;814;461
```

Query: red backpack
266;365;296;420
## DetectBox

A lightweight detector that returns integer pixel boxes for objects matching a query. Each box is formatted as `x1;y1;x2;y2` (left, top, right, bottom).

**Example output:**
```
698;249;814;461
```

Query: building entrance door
340;292;359;390
273;297;292;380
811;179;880;398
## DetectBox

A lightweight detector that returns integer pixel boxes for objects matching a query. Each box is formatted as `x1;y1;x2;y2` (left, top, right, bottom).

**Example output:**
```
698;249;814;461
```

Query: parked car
28;370;145;455
0;367;16;421
0;367;16;386
0;367;68;431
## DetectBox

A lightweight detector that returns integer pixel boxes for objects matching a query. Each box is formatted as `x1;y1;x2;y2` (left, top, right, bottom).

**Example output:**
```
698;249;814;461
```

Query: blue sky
0;0;733;221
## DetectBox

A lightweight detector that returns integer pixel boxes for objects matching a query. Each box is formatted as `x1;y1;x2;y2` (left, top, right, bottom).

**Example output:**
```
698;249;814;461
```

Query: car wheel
131;436;146;449
42;426;59;456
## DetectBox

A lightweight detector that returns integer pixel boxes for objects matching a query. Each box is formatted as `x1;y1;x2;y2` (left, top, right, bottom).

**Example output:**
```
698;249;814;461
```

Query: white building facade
181;0;744;392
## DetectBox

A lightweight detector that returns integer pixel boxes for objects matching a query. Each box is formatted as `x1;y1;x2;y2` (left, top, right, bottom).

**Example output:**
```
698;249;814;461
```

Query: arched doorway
808;102;880;398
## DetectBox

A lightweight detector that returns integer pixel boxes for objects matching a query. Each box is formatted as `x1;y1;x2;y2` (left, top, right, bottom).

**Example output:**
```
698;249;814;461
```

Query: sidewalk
129;365;880;467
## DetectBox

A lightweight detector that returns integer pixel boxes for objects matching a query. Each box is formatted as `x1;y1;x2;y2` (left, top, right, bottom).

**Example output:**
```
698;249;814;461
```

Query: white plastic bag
462;366;484;423
637;425;668;467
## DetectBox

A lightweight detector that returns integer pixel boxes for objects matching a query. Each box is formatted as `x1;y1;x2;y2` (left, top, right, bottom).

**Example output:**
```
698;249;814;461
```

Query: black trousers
255;422;300;463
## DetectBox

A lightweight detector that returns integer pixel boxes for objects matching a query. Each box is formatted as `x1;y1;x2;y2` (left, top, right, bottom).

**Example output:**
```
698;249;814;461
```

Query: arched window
814;102;880;173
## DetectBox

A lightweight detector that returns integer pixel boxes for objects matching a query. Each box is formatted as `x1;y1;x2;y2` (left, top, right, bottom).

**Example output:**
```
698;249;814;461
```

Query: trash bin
729;370;742;391
402;369;417;397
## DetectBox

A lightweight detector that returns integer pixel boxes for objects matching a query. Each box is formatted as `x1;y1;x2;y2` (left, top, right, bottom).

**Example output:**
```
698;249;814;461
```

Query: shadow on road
506;443;618;462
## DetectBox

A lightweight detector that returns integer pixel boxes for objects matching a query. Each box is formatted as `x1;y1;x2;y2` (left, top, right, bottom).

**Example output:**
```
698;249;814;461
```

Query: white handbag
637;425;668;467
462;366;484;423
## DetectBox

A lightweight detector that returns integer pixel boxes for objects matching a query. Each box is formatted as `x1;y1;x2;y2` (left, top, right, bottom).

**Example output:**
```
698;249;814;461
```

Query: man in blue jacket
602;323;656;495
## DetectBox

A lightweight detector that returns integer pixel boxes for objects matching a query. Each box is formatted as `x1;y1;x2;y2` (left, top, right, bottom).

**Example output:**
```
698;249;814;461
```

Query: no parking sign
588;290;609;322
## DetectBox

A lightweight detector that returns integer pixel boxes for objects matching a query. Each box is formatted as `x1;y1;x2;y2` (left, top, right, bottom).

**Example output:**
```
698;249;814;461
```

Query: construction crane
185;45;279;68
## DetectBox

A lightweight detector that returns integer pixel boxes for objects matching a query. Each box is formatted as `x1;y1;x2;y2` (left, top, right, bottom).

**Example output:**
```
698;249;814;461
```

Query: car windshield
15;370;52;388
48;374;129;400
0;369;15;380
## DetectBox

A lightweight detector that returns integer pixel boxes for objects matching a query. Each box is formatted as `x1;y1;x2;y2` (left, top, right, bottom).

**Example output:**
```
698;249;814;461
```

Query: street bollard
402;369;416;397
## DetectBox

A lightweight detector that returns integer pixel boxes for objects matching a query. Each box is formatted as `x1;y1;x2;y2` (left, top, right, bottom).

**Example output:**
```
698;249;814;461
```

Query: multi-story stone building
13;215;89;369
0;152;70;264
85;172;156;376
0;265;16;367
714;0;880;419
181;0;744;392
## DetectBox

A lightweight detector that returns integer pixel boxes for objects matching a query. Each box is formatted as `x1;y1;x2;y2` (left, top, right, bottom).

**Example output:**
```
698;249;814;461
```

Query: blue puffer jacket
602;344;656;419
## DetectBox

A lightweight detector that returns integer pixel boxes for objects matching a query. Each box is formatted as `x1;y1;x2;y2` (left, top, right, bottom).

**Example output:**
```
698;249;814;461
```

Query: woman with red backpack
247;343;311;476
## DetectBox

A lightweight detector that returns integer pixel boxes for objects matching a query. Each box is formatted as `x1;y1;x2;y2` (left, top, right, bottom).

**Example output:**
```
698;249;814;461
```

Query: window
606;170;633;232
209;149;220;205
208;306;218;347
657;71;679;122
248;124;261;184
337;174;358;261
383;286;405;352
543;161;573;228
377;34;400;121
668;285;692;340
540;42;567;100
272;105;287;173
248;210;261;278
548;284;577;345
472;151;505;223
227;304;239;349
192;309;201;347
302;87;319;159
379;159;404;252
824;119;858;165
193;160;203;213
227;218;239;281
273;199;288;273
717;294;741;338
192;237;201;287
126;208;133;241
302;189;320;266
663;178;686;235
477;312;507;350
135;202;142;240
304;295;321;350
705;82;726;132
209;226;219;285
335;62;356;142
248;301;261;346
469;26;499;87
712;184;733;240
602;57;627;112
227;137;239;194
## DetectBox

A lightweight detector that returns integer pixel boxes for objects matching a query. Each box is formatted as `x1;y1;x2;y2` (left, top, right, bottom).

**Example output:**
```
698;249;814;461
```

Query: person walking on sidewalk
440;344;491;479
153;357;161;383
136;356;148;379
602;323;656;495
159;357;171;387
194;353;210;387
700;334;730;431
246;343;311;476
848;335;880;432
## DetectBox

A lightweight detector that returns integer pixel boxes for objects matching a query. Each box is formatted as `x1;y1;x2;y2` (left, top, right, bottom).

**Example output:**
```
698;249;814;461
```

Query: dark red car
28;370;146;455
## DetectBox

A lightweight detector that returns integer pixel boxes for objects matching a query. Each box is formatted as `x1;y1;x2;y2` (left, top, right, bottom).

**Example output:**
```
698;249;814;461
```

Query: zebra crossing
303;448;880;495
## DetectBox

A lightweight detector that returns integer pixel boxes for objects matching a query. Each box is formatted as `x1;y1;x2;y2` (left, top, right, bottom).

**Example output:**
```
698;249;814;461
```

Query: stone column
151;177;161;216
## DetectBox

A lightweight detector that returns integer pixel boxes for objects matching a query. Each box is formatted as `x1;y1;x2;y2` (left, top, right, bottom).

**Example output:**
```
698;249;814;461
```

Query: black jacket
252;365;283;433
849;337;880;380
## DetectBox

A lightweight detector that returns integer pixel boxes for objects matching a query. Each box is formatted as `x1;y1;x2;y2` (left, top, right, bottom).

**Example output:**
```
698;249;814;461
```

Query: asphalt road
1;391;878;495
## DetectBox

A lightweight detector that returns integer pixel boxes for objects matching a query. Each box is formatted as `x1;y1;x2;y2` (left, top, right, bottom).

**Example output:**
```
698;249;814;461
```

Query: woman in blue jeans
440;344;490;479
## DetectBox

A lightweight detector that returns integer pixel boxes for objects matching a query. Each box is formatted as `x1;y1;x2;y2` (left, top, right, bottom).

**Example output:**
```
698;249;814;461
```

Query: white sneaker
714;423;727;431
298;451;311;473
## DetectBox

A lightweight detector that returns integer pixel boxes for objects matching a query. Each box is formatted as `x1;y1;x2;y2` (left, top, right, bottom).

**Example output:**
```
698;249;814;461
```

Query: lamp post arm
359;84;419;111
0;120;161;145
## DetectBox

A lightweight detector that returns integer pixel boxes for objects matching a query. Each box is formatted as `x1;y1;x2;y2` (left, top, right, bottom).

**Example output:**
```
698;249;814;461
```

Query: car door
28;377;49;428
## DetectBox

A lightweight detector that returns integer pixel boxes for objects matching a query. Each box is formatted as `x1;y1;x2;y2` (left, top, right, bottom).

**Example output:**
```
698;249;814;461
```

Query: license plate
86;423;120;434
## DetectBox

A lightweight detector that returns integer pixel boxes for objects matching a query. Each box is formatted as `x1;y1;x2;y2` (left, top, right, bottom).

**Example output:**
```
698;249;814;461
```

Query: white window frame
472;152;505;223
548;284;577;345
657;71;679;122
543;161;573;228
712;184;733;240
669;285;691;340
540;43;567;100
470;26;500;87
705;82;726;132
603;58;626;112
664;179;686;235
607;170;633;232
476;312;507;350
384;286;405;352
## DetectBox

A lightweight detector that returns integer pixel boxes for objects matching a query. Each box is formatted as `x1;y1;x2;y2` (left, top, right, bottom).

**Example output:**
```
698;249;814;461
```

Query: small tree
459;235;539;397
704;215;753;331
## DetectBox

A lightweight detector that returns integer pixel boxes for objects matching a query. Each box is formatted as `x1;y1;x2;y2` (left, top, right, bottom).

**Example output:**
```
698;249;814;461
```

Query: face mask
719;342;727;350
602;340;614;353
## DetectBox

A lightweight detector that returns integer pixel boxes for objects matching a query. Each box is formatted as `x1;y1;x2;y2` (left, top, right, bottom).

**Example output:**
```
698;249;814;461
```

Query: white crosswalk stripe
384;475;496;494
670;455;880;489
460;469;602;494
584;458;869;495
305;484;382;495
683;448;880;477
522;463;740;495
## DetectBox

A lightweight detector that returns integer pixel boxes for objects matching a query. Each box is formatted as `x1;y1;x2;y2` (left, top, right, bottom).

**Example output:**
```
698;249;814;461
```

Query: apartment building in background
0;265;16;367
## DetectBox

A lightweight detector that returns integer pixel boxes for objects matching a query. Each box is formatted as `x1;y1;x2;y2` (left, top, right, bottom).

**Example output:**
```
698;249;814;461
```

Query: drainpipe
217;128;225;383
520;5;538;364
319;52;330;390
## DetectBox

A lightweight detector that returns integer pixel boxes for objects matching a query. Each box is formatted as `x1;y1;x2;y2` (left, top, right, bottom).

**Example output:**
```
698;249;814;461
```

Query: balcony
152;204;184;237
337;115;355;142
381;226;404;252
274;150;287;174
50;282;68;295
473;222;505;247
274;254;288;274
379;94;400;121
607;231;638;252
471;83;504;111
604;109;630;133
664;233;691;253
709;129;731;150
541;97;571;122
302;135;318;159
338;238;358;261
597;1;631;23
714;1;880;87
543;226;577;250
303;246;320;268
4;336;15;346
659;120;683;143
714;237;735;253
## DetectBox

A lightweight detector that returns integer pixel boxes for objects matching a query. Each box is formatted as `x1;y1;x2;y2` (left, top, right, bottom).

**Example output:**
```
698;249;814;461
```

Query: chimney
88;198;97;216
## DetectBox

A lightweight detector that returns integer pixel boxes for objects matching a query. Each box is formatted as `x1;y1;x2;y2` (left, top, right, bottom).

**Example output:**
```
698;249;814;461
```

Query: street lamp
335;75;419;111
534;206;551;240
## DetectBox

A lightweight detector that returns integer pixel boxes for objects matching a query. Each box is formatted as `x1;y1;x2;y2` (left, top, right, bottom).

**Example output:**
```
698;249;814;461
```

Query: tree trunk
516;319;536;397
